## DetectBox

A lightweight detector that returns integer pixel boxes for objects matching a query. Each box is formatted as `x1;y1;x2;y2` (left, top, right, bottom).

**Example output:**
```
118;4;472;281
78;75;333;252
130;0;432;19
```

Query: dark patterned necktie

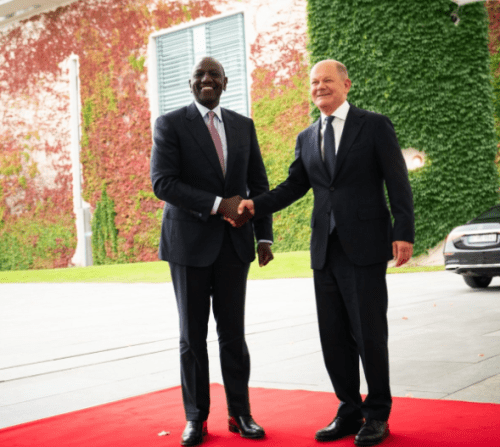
324;115;336;233
207;111;225;176
323;115;336;179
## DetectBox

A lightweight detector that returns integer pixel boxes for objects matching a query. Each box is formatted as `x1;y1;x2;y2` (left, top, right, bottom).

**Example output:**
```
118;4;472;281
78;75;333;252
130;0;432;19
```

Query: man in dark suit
150;56;273;446
234;60;414;446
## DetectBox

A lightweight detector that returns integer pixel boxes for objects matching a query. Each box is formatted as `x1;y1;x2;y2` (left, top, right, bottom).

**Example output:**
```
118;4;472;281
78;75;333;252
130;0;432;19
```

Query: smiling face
310;60;351;116
189;57;228;109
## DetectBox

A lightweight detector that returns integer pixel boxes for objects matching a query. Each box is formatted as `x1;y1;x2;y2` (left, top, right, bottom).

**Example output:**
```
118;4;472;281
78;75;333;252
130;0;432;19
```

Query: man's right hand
218;196;253;228
225;200;255;227
238;199;255;216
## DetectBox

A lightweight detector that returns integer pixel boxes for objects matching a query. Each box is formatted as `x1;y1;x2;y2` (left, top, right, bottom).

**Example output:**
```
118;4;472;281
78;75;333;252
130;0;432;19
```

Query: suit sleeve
150;115;216;222
253;133;311;218
246;120;273;242
375;116;415;243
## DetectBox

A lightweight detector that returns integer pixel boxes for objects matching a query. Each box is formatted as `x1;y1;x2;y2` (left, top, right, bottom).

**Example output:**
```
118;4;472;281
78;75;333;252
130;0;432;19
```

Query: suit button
330;187;335;191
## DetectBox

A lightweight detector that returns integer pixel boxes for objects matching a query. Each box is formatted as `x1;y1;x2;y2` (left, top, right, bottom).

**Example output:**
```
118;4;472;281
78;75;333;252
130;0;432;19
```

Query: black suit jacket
253;104;414;269
150;102;273;267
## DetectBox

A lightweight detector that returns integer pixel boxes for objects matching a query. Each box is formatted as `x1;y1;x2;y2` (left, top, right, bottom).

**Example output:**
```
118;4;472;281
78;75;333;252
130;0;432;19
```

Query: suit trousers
169;225;251;421
313;230;391;421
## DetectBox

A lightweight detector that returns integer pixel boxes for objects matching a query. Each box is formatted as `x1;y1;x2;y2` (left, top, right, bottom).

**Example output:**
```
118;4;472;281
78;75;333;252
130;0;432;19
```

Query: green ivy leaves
91;186;118;265
308;0;499;256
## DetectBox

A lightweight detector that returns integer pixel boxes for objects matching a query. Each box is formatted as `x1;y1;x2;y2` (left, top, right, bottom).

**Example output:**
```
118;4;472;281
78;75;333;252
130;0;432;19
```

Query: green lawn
0;251;444;283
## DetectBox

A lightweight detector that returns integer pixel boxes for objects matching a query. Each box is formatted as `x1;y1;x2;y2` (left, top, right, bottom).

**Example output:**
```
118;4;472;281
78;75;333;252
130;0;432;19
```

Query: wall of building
1;0;499;269
0;0;309;269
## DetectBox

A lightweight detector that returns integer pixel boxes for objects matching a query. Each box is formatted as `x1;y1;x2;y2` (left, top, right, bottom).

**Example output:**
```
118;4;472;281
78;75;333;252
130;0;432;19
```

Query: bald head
310;60;351;115
311;60;348;81
189;56;228;109
192;56;226;78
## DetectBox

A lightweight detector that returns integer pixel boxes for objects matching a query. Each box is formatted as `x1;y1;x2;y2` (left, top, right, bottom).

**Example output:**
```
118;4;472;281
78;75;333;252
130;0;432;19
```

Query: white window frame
147;9;252;134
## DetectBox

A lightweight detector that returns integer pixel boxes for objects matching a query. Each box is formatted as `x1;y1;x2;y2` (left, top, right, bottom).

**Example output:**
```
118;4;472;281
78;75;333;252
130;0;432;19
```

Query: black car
444;205;500;288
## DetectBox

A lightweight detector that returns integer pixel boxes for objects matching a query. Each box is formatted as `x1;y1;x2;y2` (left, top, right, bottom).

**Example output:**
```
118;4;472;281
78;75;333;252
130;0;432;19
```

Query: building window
151;12;249;119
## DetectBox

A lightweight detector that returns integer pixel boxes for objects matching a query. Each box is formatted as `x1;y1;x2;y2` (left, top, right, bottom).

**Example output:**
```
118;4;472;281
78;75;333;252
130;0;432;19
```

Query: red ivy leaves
3;0;499;268
487;1;500;52
0;0;220;266
250;22;308;101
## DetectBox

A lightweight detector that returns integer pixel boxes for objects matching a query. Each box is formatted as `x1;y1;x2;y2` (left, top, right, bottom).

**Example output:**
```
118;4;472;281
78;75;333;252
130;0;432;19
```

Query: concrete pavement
1;271;500;429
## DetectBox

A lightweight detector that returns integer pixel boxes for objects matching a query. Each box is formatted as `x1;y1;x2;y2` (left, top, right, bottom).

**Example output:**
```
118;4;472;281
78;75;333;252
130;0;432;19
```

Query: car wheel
463;276;492;288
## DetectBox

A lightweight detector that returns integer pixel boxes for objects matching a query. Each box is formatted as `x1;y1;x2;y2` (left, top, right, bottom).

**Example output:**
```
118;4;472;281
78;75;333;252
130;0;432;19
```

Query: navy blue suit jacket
253;104;414;269
150;102;273;267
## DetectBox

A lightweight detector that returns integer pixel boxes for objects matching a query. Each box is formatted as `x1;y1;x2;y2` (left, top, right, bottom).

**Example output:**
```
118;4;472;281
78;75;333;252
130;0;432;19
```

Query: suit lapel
333;105;365;181
221;108;238;183
185;102;224;181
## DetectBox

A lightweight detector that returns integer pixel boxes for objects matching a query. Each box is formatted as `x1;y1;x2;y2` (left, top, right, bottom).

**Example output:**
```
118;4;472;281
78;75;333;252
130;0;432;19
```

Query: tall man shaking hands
151;57;273;446
232;60;414;447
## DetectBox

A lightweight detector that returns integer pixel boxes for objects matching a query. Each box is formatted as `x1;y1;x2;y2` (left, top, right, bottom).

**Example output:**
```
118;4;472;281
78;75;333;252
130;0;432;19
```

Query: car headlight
443;229;465;255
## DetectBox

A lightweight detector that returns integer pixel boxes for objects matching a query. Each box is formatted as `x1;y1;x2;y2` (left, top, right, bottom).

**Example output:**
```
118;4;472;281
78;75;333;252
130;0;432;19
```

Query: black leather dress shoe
354;420;389;446
228;415;265;439
180;421;207;446
315;417;364;442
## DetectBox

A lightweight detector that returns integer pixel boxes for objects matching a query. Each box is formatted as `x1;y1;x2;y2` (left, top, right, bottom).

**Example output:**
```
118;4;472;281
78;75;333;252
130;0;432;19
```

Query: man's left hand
257;242;274;267
392;241;413;267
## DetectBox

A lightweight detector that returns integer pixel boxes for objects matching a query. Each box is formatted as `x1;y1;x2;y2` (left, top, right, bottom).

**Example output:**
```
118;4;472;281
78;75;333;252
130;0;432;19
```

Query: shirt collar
194;101;223;121
321;101;350;125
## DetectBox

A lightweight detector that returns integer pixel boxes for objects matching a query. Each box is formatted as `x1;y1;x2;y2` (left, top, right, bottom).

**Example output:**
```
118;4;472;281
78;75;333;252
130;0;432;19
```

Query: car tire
463;276;492;289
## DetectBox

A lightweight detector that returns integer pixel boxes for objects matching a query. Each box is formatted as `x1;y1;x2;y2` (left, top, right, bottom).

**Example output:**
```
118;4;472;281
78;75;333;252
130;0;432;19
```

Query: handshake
217;195;255;228
218;196;272;267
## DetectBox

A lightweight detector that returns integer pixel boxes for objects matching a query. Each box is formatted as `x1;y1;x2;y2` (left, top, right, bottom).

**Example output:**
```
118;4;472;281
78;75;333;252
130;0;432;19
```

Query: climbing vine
487;1;500;176
0;0;219;270
308;0;499;256
2;0;500;269
91;186;118;265
250;24;313;252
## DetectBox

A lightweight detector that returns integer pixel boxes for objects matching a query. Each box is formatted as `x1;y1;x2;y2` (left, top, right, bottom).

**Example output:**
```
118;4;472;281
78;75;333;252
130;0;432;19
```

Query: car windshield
470;206;500;223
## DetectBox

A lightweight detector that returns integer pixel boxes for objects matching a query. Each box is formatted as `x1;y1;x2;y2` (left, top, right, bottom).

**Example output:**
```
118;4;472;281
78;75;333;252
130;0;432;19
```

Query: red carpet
1;384;499;446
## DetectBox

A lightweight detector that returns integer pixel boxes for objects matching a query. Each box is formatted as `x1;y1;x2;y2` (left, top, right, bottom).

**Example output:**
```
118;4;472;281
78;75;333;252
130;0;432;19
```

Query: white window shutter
155;13;248;117
206;14;249;116
156;29;194;115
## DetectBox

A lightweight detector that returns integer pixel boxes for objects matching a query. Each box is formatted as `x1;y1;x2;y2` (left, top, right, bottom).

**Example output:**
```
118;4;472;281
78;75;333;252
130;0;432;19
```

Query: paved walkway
1;271;500;429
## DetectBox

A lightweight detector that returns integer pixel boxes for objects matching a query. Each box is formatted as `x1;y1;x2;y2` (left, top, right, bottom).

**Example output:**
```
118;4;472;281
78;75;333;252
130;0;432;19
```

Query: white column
69;54;92;267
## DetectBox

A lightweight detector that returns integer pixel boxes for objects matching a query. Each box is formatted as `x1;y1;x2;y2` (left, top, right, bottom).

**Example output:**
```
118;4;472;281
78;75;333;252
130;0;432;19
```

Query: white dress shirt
193;101;272;246
194;101;227;214
320;100;350;160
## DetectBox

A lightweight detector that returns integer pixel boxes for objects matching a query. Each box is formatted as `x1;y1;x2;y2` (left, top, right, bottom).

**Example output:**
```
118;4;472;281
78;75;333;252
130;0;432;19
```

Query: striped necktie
207;111;225;176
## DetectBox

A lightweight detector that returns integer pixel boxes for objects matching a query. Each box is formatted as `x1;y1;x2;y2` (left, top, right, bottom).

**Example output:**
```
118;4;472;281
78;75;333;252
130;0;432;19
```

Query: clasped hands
218;197;272;267
218;196;255;227
217;196;254;227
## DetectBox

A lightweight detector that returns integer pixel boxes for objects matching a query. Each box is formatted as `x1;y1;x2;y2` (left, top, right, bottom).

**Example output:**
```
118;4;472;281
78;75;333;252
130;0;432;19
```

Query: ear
222;77;228;91
189;79;193;92
344;78;352;92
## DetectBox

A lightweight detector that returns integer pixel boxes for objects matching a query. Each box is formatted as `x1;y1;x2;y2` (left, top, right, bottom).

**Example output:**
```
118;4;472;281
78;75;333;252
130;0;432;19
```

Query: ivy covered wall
1;0;499;270
308;0;499;256
487;0;500;165
0;0;310;269
0;62;76;270
0;0;223;269
250;22;312;252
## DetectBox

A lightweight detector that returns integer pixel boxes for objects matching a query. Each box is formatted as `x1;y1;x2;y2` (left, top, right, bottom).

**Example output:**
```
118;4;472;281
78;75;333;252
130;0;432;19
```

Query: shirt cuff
257;240;273;245
211;196;222;215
